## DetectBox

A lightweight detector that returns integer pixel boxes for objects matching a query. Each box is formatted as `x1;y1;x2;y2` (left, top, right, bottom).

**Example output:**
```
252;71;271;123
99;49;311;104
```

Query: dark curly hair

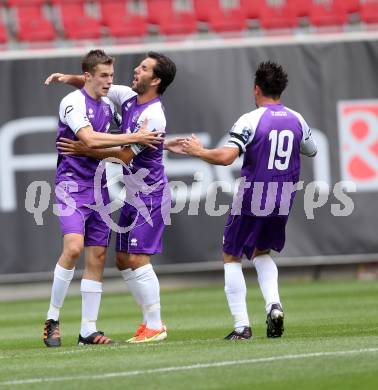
254;61;288;99
147;51;176;95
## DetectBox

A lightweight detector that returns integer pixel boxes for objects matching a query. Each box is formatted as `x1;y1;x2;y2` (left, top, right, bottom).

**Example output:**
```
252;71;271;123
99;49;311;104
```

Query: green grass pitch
0;279;377;389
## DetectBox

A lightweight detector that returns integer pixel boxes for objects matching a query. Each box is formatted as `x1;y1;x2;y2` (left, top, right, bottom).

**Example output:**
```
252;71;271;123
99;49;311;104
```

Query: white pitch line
0;338;216;359
1;347;378;386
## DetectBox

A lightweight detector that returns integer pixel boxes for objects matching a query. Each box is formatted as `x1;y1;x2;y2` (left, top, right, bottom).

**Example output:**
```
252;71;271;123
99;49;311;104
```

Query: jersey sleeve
299;115;317;157
225;113;255;155
59;93;91;134
130;104;166;156
136;103;166;133
103;97;122;129
107;84;137;106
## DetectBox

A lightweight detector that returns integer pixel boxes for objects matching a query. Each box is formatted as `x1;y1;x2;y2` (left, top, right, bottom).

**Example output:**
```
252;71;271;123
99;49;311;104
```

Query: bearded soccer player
49;52;176;343
180;61;317;340
43;50;162;347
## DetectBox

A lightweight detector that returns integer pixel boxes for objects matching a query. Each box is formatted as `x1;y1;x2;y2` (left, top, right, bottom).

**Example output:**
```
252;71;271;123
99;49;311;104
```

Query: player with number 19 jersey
223;103;314;258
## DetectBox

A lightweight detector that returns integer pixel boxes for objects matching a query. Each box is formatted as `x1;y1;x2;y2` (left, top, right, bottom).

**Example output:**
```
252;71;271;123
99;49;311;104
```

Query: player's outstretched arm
44;73;85;89
57;138;135;164
76;124;163;149
181;134;239;166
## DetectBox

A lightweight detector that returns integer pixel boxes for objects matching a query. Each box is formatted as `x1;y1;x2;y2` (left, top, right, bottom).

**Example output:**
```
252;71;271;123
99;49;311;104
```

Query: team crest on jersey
238;127;252;144
102;106;110;116
338;100;378;191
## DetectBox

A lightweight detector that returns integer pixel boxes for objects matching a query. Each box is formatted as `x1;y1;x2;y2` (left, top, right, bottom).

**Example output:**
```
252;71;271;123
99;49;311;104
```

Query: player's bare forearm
44;73;85;88
88;147;135;164
181;134;238;165
76;126;163;149
64;75;85;89
196;147;239;166
57;138;135;164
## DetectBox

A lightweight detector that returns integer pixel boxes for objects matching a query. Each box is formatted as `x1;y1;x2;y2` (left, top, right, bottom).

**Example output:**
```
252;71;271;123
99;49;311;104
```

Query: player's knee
127;254;149;270
253;248;271;258
223;253;241;264
65;243;83;260
94;249;106;265
116;252;128;270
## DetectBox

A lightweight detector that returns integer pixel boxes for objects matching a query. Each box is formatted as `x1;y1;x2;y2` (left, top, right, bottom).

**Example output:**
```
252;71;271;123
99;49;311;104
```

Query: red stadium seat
158;11;197;35
309;1;347;27
14;4;42;20
0;21;8;44
240;0;262;19
288;0;311;17
100;1;147;38
193;0;219;22
207;6;247;33
50;0;84;4
193;0;246;32
359;0;378;24
17;17;55;42
13;4;55;42
336;0;360;14
58;3;102;40
146;0;172;24
146;0;197;35
100;0;128;24
259;2;299;30
7;0;44;5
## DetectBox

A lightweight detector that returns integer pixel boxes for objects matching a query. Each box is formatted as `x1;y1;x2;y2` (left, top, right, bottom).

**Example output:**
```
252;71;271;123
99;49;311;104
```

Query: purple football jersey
227;104;305;217
120;95;167;193
55;88;115;187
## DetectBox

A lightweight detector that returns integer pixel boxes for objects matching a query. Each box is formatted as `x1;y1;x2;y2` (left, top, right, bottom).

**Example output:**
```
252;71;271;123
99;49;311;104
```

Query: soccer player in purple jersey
180;61;317;340
43;50;162;347
49;52;177;343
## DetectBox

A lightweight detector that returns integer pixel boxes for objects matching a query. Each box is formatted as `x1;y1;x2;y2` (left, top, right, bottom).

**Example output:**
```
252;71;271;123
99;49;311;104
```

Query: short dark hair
147;51;176;95
82;49;114;75
254;61;288;99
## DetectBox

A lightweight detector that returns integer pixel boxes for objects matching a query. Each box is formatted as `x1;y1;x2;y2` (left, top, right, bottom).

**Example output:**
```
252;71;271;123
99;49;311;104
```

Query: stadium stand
360;0;378;24
308;1;348;27
0;0;376;47
12;3;55;42
56;1;102;40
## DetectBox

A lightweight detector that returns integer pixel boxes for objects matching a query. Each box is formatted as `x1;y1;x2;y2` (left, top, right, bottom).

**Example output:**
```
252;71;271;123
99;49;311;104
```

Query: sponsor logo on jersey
338;100;378;191
64;105;73;117
124;101;133;112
